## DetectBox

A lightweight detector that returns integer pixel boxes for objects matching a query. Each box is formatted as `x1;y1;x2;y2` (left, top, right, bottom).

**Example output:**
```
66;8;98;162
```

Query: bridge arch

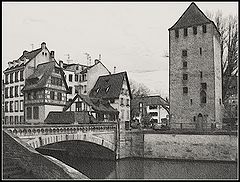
26;132;115;153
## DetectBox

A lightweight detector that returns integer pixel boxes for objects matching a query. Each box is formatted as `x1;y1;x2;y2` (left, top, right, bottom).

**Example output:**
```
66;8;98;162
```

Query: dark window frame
183;87;188;94
201;83;207;90
175;29;179;38
50;91;55;100
20;70;24;81
182;50;187;57
15;85;19;97
183;61;187;68
69;74;73;82
184;28;188;36
183;74;188;80
193;26;197;35
202;25;207;33
27;107;32;120
33;106;39;119
57;92;62;101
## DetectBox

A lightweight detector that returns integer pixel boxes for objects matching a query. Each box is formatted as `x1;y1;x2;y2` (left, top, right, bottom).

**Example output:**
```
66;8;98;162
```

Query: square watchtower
169;2;223;130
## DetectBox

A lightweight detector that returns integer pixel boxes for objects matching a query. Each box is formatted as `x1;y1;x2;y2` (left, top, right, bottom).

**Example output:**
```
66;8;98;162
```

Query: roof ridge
169;2;211;30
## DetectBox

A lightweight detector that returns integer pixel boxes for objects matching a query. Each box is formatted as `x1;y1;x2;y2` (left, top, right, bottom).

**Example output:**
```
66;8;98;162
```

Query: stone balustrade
3;123;117;137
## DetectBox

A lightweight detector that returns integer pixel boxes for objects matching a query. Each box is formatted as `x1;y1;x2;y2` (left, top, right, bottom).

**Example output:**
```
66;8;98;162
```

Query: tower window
201;83;207;90
183;87;188;94
200;48;202;55
190;99;193;105
219;98;222;105
183;62;187;68
183;74;188;80
202;25;207;33
184;28;188;36
200;71;203;78
200;90;207;103
175;29;179;38
182;50;187;57
193;26;197;35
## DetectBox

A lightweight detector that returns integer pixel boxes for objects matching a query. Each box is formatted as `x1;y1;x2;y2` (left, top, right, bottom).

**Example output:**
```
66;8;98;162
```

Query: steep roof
22;61;68;92
63;94;119;113
89;72;132;100
45;111;75;124
19;48;42;61
169;2;212;30
4;46;44;72
44;111;98;124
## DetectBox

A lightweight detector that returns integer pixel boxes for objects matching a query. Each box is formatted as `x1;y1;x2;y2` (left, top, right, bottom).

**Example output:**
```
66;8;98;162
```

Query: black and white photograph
2;1;238;180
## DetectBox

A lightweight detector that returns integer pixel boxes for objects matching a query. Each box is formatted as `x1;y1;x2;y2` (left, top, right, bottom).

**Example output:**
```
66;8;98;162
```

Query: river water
38;149;237;179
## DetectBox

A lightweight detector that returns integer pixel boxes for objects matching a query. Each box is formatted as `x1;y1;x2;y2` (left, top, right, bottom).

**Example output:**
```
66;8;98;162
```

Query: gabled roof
63;94;119;113
89;71;132;100
19;48;42;61
44;111;98;124
4;45;45;72
79;60;111;74
169;2;212;30
22;61;68;92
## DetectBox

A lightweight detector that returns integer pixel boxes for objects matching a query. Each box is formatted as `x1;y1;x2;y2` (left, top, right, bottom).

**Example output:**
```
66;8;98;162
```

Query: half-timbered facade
22;61;68;124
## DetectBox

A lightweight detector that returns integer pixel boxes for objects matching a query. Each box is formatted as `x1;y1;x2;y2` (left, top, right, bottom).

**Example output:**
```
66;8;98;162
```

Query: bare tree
206;11;238;103
129;79;150;98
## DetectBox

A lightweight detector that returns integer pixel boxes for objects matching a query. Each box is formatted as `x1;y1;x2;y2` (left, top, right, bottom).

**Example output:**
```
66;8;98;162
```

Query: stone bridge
3;123;120;159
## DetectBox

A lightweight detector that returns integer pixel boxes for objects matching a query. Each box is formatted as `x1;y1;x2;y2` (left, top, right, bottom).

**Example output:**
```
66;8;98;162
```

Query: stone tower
168;2;222;130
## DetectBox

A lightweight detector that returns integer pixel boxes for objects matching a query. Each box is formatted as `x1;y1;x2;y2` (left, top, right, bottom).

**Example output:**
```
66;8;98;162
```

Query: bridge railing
3;123;117;137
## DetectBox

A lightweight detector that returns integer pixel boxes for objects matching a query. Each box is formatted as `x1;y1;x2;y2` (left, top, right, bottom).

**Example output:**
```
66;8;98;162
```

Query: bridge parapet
3;123;117;137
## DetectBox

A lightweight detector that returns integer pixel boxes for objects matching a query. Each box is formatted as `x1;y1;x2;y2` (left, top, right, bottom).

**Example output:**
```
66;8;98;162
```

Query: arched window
200;90;206;103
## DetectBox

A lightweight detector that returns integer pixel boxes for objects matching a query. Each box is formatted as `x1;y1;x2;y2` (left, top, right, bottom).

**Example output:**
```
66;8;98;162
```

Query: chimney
59;60;63;68
23;50;28;55
41;42;46;49
8;61;13;68
50;51;55;58
114;66;116;73
94;59;99;65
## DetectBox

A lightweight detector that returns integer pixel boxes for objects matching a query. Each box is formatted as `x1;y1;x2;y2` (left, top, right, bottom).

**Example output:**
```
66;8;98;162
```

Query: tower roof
169;2;212;30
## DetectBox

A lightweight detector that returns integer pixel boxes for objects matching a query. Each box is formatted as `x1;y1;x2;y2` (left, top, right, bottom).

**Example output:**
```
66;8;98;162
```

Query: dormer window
106;86;110;92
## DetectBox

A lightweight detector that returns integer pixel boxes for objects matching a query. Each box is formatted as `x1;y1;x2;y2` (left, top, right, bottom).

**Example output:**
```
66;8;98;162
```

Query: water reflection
38;149;237;179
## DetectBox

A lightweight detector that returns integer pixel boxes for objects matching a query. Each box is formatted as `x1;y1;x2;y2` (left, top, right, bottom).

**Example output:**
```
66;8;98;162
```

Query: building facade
22;61;68;124
169;2;223;130
60;59;110;101
131;96;169;125
89;72;132;130
3;42;53;125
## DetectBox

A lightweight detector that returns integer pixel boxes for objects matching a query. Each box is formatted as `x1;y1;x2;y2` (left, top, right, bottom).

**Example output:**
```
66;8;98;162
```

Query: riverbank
119;131;238;162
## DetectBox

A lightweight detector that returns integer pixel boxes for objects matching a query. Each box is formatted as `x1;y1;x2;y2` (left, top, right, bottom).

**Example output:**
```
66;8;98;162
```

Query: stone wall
144;133;237;161
120;132;237;162
3;131;88;179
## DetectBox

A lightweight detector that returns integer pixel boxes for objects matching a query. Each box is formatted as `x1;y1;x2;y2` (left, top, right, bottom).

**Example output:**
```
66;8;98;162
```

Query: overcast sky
2;2;238;97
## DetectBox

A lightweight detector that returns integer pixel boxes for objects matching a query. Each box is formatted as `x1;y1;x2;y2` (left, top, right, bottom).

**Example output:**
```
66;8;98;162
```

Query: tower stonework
169;2;222;130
